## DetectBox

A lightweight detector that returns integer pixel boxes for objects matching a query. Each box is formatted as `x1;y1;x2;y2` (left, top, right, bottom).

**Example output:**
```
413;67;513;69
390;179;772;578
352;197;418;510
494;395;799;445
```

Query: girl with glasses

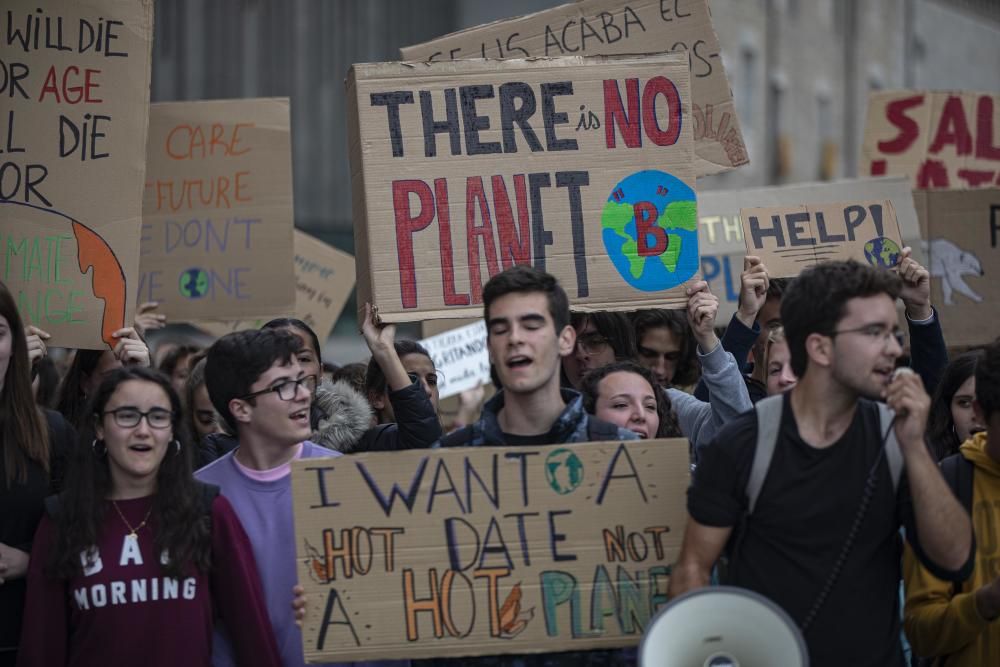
17;366;281;666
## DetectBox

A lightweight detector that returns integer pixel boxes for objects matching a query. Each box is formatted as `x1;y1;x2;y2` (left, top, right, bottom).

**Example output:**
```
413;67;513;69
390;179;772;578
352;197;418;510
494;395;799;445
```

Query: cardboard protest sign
913;188;1000;348
292;439;689;661
193;229;355;341
1;0;153;349
348;53;700;324
860;91;1000;190
739;200;904;278
401;0;747;177
696;178;923;321
419;320;490;399
140;99;295;321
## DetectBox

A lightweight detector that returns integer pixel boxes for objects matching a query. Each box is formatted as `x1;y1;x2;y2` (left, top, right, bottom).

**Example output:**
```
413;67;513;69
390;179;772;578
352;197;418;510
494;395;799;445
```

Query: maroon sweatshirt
17;495;281;667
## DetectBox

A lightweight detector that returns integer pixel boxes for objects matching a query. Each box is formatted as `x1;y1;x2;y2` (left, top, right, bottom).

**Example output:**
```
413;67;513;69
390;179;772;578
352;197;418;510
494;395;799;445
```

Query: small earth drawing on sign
545;448;584;495
863;237;902;269
179;268;209;299
600;170;699;292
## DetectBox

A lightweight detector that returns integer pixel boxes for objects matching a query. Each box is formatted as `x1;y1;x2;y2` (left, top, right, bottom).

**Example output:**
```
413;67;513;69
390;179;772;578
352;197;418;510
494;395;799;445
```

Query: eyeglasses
830;324;905;349
240;374;317;402
103;407;174;429
576;332;611;354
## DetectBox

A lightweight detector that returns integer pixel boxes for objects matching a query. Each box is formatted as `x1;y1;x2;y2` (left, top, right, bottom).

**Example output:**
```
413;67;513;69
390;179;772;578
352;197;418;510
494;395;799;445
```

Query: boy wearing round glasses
195;327;335;667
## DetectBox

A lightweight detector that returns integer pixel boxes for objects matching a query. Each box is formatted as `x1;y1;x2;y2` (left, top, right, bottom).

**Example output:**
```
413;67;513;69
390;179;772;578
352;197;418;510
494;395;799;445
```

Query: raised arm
670;281;753;455
693;257;767;400
889;371;974;577
897;247;948;395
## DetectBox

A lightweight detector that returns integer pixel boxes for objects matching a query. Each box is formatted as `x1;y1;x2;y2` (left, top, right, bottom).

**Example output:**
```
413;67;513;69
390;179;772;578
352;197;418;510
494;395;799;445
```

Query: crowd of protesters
2;247;999;667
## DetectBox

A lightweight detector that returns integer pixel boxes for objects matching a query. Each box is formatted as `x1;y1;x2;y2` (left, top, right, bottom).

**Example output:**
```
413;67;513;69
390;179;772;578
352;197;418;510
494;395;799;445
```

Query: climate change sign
346;53;699;322
1;0;153;349
292;439;689;661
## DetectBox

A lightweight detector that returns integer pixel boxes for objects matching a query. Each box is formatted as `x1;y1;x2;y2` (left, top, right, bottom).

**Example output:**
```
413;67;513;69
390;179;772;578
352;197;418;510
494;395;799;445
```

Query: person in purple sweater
197;311;411;667
18;366;280;667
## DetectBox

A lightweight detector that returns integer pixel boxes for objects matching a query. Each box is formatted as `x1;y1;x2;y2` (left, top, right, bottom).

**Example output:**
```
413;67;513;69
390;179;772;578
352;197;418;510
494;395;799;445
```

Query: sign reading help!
347;53;700;323
292;439;689;661
739;200;905;278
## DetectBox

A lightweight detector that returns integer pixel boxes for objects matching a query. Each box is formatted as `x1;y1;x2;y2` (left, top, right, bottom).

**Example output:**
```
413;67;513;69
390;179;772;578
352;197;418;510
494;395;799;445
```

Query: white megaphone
639;586;809;667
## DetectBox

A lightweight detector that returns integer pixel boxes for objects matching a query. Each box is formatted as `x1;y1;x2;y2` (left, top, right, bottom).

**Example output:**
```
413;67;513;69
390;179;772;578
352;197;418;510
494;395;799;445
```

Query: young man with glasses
196;321;409;667
668;260;974;667
561;311;636;388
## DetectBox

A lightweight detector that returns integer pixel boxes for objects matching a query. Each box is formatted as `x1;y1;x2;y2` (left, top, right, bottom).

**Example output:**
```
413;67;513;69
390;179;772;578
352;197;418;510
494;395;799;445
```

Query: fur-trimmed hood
311;379;374;453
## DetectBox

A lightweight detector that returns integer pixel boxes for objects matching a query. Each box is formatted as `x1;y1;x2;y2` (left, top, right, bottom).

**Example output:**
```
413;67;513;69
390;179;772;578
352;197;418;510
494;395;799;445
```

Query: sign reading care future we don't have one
292;440;689;661
1;0;153;349
348;53;700;322
139;99;296;322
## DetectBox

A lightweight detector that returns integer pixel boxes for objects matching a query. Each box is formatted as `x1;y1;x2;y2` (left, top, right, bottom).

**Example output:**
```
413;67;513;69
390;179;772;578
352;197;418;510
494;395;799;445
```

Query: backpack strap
747;395;783;515
876;403;905;494
940;453;974;514
587;416;625;442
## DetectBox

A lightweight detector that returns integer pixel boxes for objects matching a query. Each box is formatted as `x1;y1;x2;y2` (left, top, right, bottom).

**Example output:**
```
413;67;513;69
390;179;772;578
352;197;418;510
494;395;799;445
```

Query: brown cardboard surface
2;0;153;349
192;229;355;341
739;200;904;278
292;439;690;660
698;177;923;322
400;0;747;177
912;188;1000;348
140;99;295;321
860;91;1000;190
348;53;700;323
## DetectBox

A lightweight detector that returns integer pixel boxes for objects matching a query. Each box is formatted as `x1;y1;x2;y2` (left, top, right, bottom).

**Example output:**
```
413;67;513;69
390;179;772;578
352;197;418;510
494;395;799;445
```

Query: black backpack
939;453;974;515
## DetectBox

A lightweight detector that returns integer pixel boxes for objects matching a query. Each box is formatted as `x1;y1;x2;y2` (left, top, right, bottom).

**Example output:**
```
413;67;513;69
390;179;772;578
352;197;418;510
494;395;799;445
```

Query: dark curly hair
579;361;681;438
630;309;700;387
780;261;902;378
48;366;210;579
571;311;638;362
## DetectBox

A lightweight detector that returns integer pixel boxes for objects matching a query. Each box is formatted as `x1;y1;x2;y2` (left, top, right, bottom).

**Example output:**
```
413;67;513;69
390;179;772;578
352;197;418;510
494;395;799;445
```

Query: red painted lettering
492;174;531;269
604;78;641;148
466;177;501;304
877;94;924;154
634;201;668;256
929;96;973;155
975;96;1000;160
36;66;103;104
916;159;950;188
435;179;470;306
392;179;435;308
640;76;681;146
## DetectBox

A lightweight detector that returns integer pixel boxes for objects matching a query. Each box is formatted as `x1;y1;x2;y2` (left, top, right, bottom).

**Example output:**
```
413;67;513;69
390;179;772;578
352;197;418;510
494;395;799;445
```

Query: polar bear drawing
922;238;984;305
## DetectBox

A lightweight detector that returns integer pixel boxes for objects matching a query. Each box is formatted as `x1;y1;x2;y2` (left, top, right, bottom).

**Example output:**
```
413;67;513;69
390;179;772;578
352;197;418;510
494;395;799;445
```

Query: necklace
111;500;153;542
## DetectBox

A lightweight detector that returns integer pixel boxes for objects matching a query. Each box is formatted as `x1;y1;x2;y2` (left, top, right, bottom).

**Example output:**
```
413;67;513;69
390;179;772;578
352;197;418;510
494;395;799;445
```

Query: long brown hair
0;280;49;486
50;366;211;579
